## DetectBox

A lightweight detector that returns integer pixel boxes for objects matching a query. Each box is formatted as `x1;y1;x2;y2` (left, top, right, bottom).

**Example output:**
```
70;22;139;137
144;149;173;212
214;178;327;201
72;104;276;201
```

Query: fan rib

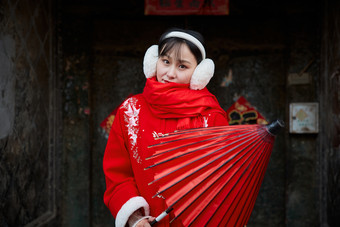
168;135;265;224
149;132;262;194
188;136;270;226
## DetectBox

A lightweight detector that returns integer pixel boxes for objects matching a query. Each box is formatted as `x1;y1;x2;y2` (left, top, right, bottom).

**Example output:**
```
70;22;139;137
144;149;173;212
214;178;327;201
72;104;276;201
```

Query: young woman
103;28;228;227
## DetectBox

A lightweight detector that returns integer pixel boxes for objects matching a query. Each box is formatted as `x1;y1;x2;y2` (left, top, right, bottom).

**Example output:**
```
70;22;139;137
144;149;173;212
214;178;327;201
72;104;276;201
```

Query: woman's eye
179;65;187;69
162;59;169;64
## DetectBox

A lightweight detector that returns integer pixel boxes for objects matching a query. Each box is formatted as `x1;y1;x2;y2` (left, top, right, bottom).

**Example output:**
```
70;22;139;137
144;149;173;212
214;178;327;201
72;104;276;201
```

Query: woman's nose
167;66;176;79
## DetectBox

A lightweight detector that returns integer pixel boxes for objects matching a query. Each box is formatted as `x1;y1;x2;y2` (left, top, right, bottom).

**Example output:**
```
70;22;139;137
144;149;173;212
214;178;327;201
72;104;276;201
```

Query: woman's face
156;44;198;85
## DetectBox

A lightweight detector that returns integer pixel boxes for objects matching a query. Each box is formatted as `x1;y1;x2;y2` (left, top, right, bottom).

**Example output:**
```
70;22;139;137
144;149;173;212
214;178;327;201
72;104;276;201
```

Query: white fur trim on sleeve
115;196;150;227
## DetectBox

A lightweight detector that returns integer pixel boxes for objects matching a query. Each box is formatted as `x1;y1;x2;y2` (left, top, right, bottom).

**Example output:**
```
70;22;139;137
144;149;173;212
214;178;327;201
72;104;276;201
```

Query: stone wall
59;13;93;226
0;0;58;226
320;1;340;226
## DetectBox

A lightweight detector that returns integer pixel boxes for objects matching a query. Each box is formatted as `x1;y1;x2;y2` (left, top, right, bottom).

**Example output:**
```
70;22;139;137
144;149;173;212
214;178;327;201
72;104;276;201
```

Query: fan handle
266;119;285;136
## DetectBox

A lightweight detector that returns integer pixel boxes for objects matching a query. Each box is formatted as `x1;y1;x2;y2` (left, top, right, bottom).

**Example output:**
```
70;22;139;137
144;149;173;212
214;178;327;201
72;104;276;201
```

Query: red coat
103;79;228;226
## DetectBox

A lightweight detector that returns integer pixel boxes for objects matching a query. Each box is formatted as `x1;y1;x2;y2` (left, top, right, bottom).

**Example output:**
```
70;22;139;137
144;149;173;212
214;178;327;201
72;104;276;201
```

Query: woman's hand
128;208;156;227
134;216;156;227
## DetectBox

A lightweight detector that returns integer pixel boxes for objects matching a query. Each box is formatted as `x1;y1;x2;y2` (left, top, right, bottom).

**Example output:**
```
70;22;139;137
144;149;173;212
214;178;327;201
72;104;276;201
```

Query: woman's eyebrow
178;59;192;65
163;54;171;58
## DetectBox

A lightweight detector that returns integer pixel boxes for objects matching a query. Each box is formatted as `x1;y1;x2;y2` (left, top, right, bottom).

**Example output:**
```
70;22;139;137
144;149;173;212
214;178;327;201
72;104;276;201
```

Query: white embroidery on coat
203;116;209;128
122;98;142;163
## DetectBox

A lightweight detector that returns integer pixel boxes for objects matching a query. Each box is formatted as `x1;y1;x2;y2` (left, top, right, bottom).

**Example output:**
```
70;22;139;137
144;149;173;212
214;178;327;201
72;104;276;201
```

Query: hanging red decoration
144;0;229;15
225;96;268;125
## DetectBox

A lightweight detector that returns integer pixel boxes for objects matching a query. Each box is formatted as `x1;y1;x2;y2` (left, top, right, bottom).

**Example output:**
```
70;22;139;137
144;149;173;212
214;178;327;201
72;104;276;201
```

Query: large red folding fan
145;120;284;226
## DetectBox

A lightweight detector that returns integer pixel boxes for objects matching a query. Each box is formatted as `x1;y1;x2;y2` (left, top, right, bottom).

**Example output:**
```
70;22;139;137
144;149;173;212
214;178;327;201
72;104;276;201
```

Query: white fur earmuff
190;58;215;90
143;45;158;78
142;45;215;90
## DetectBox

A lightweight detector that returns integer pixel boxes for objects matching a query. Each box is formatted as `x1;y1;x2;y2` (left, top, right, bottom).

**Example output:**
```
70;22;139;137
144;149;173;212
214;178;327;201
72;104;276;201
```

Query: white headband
164;31;206;59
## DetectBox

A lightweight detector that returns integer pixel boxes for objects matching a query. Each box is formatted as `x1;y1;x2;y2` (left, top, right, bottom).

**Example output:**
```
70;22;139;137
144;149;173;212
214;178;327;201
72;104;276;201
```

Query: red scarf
142;77;226;129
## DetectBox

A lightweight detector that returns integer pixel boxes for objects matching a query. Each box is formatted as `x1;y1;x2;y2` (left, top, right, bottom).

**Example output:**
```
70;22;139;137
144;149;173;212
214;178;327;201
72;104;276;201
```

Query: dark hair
158;28;205;64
